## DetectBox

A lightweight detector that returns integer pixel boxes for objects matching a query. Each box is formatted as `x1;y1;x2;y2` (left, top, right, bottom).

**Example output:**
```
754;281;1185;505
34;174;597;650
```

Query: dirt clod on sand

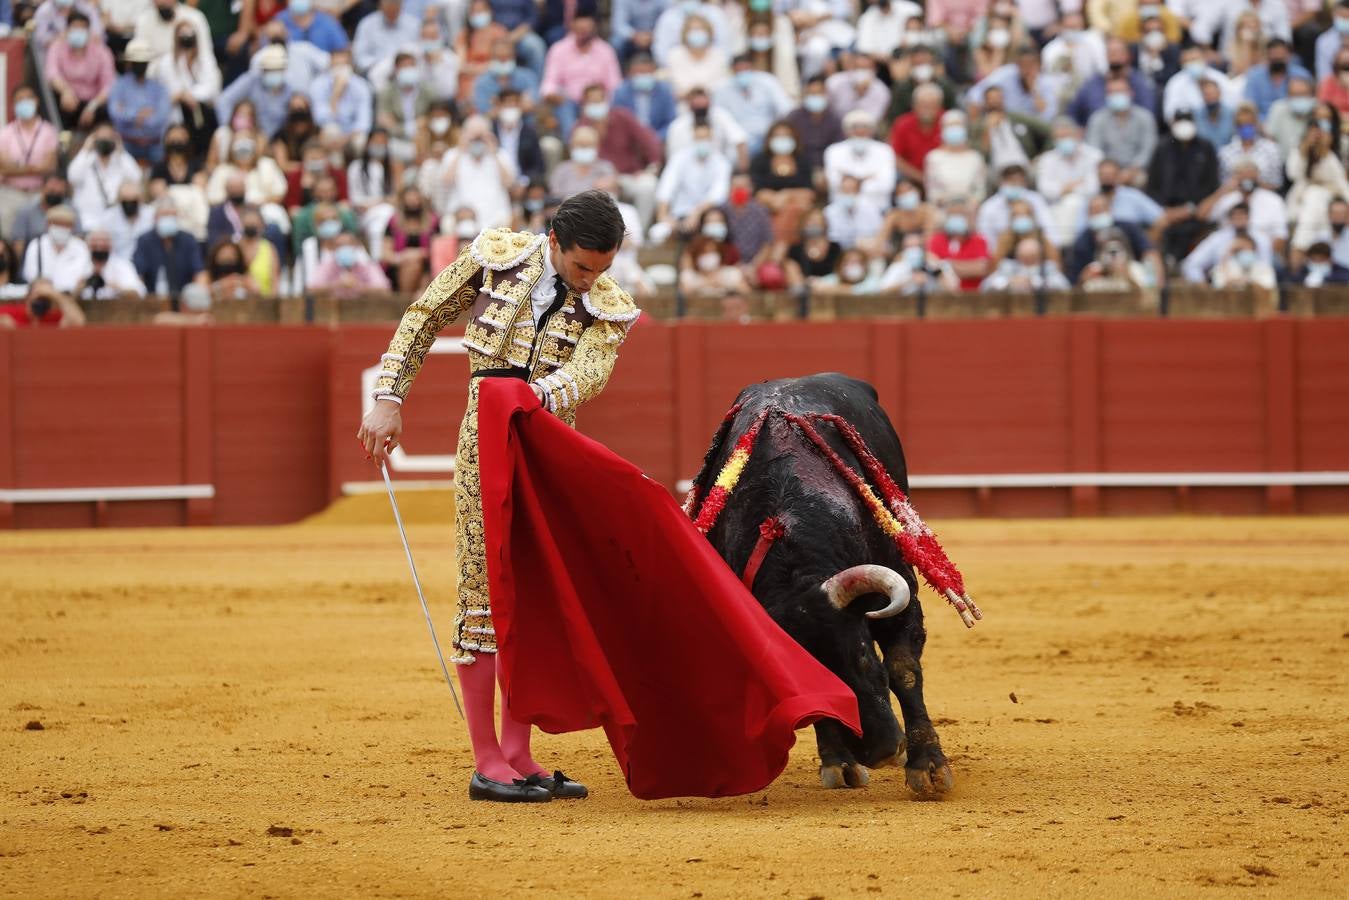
2;512;1346;898
23;720;43;731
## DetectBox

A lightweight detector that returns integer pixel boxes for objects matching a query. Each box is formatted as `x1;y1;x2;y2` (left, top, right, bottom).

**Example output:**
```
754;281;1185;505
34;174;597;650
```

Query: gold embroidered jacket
372;228;640;419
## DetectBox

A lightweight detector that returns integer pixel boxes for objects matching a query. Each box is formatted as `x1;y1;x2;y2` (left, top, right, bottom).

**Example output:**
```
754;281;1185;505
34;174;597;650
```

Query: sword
379;460;464;720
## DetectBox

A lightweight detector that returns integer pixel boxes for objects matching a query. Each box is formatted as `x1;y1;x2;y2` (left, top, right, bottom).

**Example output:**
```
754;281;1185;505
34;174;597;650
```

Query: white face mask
697;252;721;272
841;263;865;282
1171;119;1197;141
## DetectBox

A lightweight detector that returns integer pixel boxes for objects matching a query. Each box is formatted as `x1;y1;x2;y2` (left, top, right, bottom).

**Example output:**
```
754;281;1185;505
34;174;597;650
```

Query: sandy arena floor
2;500;1346;899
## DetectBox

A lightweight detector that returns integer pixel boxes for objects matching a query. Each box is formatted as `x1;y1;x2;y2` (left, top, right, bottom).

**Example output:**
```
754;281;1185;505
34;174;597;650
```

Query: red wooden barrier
1;318;1347;528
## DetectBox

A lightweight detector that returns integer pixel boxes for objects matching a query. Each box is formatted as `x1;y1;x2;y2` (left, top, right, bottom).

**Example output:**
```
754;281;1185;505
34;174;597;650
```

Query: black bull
688;373;954;795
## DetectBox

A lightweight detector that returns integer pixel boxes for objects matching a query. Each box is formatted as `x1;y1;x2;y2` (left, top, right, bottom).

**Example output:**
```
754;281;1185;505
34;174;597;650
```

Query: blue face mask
469;11;492;28
1237;123;1257;141
803;94;828;114
942;125;967;146
1106;92;1131;112
734;70;754;89
14;98;36;120
631;74;655;92
1011;215;1035;234
318;219;342;240
1235;249;1257;268
1056;137;1077;156
335;245;357;268
68;28;89;49
156;216;180;238
1289;96;1315;116
902;246;925;269
489;59;516;76
945;214;968;235
1089;213;1114;231
1002;184;1024;201
897;191;920;211
1336;16;1349;34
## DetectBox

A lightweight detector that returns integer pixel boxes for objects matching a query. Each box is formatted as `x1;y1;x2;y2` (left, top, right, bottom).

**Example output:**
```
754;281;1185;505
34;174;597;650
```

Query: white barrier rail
0;485;215;503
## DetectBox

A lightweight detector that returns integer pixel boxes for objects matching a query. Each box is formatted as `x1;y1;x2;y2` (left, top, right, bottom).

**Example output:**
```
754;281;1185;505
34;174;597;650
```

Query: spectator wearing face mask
1085;77;1157;186
0;242;32;301
652;122;732;241
980;236;1070;292
107;40;172;164
205;127;289;207
610;0;667;61
76;229;146;300
22;205;93;294
716;55;794;156
1113;1;1186;43
490;91;546;188
577;84;662;226
1036;117;1103;243
990;196;1060;264
1179;203;1274;283
488;0;546;77
473;38;542;114
855;0;923;61
749;121;815;240
1218;103;1284;188
784;77;845;174
976;163;1055;245
204;240;260;303
785;208;841;289
0;86;60;236
1297;198;1349;269
1243;38;1310;117
309;231;392;296
384;187;441;292
0;278;86;329
825;52;891;124
879;232;942;294
927;200;991;291
969;85;1051;178
275;0;348;52
1092;159;1164;228
1210;233;1278;312
813;247;881;295
291;174;360;253
888;83;946;184
1286;120;1349;253
353;0;421;74
1267;76;1318;157
1068;194;1161;286
825;110;897;208
134;0;215;61
440;116;516;230
970;12;1019;85
1288;240;1349;285
1148;110;1220;263
310;48;374;138
550;125;618;198
10;177;80;262
295;201;346;286
679;212;749;298
45;12;116;131
96;182;155;260
665;89;750;171
666;13;729;98
1066;37;1158;128
877;181;934;251
1164;46;1240;124
1040;11;1107;85
1319;47;1349;115
968;47;1066;124
652;0;730;68
377;53;437;145
1134;12;1182;99
1315;1;1349;80
30;0;106;56
720;173;775;270
541;15;623;113
149;20;222;157
824;175;885;251
886;46;959;121
743;14;801;102
249;22;331;91
401;20;461;104
67;126;142;228
923;110;986;206
133;201;208;302
216;45;296;140
613;54;678;140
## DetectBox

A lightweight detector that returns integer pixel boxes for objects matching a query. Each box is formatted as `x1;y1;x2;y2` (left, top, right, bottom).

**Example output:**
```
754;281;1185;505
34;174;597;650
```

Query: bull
684;373;980;796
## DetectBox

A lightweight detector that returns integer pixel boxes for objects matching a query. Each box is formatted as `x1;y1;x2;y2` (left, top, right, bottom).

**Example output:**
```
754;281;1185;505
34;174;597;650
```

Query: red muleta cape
476;379;861;800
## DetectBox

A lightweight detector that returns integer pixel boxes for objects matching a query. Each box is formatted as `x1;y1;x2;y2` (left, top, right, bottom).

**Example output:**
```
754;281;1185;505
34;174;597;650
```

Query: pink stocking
455;655;519;783
499;677;546;779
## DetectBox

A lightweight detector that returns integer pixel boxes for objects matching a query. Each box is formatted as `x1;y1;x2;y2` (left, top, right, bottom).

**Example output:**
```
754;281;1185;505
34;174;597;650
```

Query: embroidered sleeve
532;319;630;415
372;243;483;402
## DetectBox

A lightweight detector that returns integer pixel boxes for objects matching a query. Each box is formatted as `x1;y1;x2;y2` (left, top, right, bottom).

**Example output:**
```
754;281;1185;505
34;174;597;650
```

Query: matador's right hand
358;399;403;465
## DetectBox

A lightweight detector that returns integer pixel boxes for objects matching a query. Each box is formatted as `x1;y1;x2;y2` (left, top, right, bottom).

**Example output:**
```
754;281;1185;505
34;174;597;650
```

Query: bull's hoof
904;760;954;799
820;762;870;789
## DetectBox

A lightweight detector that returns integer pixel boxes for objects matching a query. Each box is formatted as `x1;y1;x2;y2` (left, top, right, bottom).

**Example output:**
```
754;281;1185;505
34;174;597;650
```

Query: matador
358;191;638;803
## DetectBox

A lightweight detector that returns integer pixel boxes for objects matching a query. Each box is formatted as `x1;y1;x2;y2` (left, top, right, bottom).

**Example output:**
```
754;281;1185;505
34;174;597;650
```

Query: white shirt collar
540;241;558;285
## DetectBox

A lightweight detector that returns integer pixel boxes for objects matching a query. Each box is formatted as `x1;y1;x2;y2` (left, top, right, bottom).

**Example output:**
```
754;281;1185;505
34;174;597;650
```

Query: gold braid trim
373;243;483;400
581;274;641;323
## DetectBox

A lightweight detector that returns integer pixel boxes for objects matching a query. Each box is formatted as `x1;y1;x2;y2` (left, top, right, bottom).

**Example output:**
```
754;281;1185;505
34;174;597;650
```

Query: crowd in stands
2;0;1349;327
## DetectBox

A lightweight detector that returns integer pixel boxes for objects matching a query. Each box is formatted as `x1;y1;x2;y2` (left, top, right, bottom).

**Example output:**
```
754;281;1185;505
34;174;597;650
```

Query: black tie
542;274;568;325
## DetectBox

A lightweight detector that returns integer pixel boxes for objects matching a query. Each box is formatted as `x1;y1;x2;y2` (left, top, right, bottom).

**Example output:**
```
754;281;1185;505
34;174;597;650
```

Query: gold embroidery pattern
450;374;495;660
374;245;482;398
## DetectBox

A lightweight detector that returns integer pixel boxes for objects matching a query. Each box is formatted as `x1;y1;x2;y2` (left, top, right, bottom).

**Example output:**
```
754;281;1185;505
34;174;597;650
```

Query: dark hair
1308;241;1332;257
732;52;753;67
628;52;654;70
550;190;625;252
68;11;90;27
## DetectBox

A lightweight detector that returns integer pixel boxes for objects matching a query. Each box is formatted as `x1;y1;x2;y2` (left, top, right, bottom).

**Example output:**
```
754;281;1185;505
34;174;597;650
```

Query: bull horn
823;565;911;619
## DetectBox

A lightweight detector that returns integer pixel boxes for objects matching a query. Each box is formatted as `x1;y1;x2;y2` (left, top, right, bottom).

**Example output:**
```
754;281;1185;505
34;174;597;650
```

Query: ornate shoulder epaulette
470;228;547;271
582;275;641;324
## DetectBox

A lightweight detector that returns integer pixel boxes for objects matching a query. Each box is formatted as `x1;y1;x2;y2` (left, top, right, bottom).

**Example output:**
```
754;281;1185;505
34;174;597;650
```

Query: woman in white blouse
149;19;222;159
439;115;516;229
347;127;400;258
205;129;288;209
924;110;988;206
666;14;730;99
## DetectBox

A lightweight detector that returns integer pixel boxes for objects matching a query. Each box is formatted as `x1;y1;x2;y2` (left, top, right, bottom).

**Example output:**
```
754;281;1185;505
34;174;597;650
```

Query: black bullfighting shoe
468;771;553;803
526;770;589;800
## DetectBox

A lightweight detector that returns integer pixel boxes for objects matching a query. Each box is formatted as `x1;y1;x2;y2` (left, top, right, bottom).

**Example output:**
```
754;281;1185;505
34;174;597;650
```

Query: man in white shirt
823;110;897;208
1040;11;1107;84
67;126;143;228
651;0;730;67
1163;45;1240;122
976;163;1056;245
1202;159;1289;255
133;0;216;64
96;182;156;260
79;229;147;299
22;205;93;294
652;122;731;239
854;0;923;61
352;0;421;75
823;175;885;249
665;89;749;171
1180;203;1275;283
1034;117;1103;245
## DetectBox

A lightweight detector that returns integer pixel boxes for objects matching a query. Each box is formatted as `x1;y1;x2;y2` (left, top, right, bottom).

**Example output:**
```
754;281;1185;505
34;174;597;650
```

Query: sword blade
380;461;465;720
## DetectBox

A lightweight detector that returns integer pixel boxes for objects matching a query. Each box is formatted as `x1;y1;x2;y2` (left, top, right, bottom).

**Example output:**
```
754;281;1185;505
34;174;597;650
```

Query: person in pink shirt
44;11;117;131
540;14;621;136
0;86;61;237
926;0;990;45
309;231;392;297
